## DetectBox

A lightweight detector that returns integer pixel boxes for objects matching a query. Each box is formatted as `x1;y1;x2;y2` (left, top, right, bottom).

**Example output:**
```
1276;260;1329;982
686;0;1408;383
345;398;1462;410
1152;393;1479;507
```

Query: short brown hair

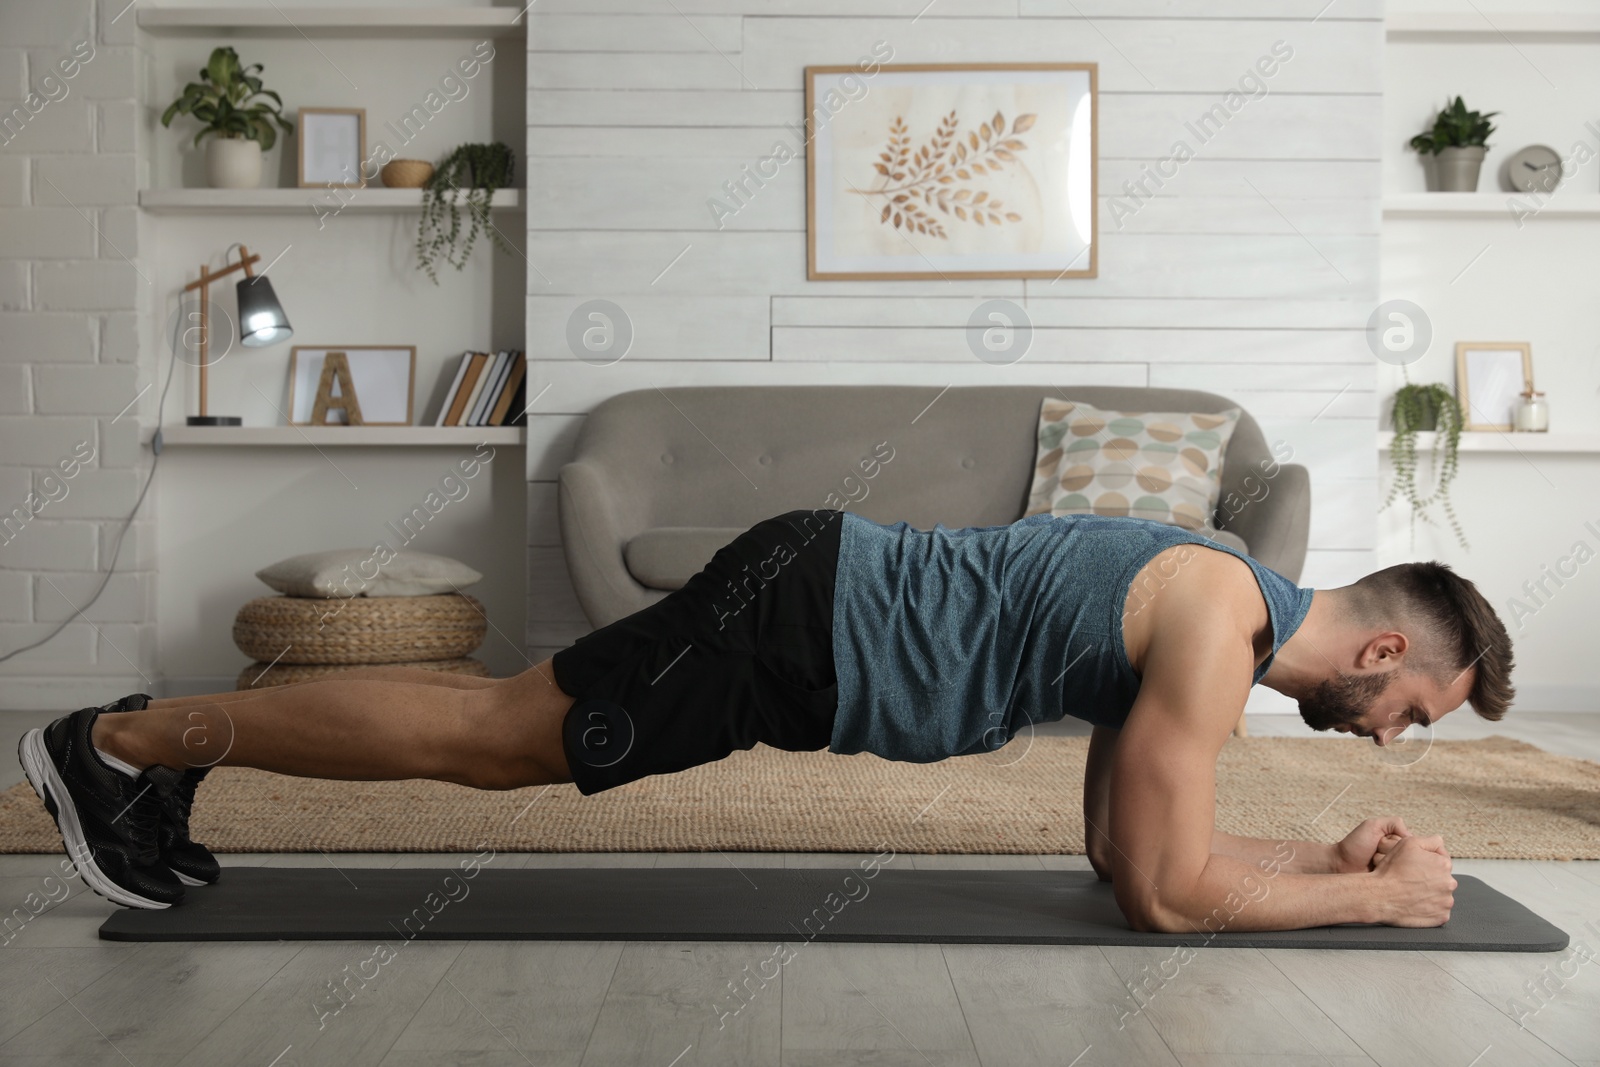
1349;562;1515;720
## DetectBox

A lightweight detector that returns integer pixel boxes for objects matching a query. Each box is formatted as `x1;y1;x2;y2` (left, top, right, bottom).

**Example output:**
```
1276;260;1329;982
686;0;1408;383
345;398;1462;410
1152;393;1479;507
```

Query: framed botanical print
1456;341;1532;431
805;63;1097;281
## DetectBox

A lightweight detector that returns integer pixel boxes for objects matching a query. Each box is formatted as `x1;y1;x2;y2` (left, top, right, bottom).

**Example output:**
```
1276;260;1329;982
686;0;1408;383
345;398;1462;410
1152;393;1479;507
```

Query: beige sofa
557;385;1310;630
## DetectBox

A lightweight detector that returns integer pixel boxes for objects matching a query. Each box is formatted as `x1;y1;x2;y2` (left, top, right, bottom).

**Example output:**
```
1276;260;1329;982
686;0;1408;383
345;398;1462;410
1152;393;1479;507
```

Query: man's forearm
1138;853;1383;933
1210;830;1341;874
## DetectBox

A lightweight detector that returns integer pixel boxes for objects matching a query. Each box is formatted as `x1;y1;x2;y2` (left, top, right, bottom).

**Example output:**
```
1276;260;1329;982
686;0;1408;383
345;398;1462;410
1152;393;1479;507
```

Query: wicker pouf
233;593;488;665
236;656;490;690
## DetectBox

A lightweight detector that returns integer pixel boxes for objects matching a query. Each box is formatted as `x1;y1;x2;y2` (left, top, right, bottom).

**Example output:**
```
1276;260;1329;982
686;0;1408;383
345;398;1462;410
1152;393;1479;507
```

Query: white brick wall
32;260;141;311
95;99;137;153
1;521;98;570
34;152;142;206
0;263;27;310
0;1;93;47
0;312;96;361
0;50;26;100
0;416;98;465
0;0;153;707
0;365;29;414
33;363;139;414
25;46;138;101
1;102;95;153
0;155;26;203
33;571;152;624
0;207;98;258
0;574;39;623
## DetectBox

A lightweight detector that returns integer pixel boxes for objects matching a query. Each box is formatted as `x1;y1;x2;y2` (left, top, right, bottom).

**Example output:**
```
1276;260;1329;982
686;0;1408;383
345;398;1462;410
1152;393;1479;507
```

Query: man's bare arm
1108;656;1385;931
1106;569;1455;932
1084;726;1116;881
1212;815;1423;876
1096;731;1343;877
1210;831;1339;874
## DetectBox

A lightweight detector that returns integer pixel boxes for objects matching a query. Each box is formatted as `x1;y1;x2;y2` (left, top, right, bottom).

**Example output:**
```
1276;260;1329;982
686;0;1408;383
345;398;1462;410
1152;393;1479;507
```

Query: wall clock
1505;145;1563;194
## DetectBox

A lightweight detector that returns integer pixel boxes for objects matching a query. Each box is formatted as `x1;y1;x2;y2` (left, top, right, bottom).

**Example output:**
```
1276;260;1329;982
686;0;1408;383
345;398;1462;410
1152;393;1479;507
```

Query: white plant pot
206;137;262;189
1433;146;1486;192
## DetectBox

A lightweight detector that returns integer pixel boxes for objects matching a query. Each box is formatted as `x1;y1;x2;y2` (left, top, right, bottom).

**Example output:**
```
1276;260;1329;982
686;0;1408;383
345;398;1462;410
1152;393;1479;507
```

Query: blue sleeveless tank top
828;511;1314;763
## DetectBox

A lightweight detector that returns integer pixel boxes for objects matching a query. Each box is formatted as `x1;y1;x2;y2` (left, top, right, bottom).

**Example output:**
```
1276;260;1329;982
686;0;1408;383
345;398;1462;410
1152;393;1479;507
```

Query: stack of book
434;350;526;427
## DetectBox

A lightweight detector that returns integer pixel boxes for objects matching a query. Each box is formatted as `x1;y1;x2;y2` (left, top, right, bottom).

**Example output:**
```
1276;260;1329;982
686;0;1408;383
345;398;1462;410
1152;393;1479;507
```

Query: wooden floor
2;712;1598;1066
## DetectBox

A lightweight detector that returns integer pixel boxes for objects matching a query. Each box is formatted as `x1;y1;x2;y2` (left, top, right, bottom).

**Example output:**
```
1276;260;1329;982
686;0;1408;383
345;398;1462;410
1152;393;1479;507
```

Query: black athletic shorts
551;508;843;795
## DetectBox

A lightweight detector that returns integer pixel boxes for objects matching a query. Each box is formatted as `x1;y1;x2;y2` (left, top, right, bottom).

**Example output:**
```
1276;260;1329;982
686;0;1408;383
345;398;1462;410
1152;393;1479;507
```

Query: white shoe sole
17;729;174;910
175;871;208;887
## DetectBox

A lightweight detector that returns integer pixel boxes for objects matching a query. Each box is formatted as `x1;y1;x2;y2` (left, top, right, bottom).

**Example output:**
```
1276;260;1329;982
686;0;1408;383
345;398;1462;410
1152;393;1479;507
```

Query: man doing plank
25;510;1512;927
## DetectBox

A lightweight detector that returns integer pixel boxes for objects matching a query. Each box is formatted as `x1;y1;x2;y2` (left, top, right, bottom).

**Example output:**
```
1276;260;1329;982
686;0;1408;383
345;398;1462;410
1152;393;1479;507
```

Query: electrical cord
0;291;185;665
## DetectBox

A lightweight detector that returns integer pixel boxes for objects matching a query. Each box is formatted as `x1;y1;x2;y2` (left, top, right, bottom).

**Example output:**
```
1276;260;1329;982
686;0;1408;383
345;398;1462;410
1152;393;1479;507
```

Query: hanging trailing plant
1383;381;1467;549
415;142;516;284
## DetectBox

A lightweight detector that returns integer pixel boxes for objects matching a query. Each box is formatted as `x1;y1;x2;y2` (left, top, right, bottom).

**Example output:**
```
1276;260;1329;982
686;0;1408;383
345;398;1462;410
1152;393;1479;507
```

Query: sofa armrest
557;460;653;628
1217;462;1311;584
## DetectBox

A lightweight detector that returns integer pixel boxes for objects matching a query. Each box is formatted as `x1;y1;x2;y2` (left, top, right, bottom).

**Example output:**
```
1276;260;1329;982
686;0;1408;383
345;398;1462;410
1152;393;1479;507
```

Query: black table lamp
184;244;293;426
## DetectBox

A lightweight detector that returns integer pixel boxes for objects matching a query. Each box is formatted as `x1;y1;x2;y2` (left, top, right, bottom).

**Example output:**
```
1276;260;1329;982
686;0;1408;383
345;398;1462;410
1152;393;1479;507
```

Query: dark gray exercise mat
98;867;1569;951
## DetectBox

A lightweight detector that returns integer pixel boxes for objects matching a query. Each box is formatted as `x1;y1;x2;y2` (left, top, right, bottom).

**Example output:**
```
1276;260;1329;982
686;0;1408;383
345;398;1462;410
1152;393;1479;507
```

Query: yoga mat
100;867;1570;951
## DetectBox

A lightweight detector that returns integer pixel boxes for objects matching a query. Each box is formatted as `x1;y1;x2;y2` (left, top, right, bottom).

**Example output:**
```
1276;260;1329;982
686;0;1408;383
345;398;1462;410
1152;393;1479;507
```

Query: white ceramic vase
206;137;262;189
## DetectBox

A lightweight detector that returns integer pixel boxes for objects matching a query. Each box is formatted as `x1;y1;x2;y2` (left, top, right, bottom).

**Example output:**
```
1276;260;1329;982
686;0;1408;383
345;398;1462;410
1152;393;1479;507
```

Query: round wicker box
233;593;488;665
380;159;434;188
236;656;489;690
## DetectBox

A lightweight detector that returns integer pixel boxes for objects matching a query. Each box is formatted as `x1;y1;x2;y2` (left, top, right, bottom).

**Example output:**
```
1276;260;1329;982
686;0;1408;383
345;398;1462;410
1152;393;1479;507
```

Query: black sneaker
17;706;186;909
108;693;220;887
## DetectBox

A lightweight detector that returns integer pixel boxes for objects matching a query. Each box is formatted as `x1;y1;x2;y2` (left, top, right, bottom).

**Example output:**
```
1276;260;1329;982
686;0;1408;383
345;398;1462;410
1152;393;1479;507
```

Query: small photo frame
287;346;416;426
297;108;366;188
1456;341;1532;431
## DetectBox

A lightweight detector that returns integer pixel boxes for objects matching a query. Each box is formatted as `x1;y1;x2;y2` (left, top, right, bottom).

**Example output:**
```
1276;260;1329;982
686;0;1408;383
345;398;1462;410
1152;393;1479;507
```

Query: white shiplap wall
523;0;1384;685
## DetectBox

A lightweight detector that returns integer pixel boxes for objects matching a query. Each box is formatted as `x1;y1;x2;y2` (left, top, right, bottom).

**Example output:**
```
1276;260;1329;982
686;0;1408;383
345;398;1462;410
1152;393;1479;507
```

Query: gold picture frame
296;107;367;189
805;62;1098;281
1455;341;1532;432
287;346;416;426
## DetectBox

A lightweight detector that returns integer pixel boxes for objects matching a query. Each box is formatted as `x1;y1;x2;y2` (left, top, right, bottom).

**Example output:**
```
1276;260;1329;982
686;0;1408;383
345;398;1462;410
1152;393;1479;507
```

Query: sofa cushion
624;522;1247;592
625;527;745;590
1026;397;1242;532
256;548;482;598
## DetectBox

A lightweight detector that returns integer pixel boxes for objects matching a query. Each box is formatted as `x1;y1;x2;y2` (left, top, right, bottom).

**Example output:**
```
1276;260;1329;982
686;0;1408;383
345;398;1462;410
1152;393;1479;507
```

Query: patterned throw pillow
1025;398;1242;531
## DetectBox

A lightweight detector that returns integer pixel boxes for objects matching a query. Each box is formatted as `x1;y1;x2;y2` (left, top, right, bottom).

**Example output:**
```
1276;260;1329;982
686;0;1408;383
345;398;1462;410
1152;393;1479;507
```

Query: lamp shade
236;275;293;347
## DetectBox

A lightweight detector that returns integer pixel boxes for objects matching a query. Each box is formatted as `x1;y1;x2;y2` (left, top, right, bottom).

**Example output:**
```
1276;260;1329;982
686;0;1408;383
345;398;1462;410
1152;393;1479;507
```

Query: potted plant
161;46;293;189
1383;382;1467;549
1408;96;1498;192
415;142;516;283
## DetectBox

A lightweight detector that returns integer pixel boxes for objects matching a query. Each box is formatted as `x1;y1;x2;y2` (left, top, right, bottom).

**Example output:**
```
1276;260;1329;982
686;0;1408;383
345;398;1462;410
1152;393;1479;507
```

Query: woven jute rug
3;736;1597;860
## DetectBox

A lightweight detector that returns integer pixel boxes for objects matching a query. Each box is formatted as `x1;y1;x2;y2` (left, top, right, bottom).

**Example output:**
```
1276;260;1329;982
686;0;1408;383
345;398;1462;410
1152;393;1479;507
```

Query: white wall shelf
1383;193;1600;219
157;425;525;447
137;6;527;38
1387;13;1600;38
1378;431;1600;453
138;188;522;214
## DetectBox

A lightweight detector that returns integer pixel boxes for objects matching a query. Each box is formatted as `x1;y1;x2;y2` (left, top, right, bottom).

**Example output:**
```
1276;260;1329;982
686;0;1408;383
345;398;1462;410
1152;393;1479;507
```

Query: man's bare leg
145;664;514;710
89;659;576;790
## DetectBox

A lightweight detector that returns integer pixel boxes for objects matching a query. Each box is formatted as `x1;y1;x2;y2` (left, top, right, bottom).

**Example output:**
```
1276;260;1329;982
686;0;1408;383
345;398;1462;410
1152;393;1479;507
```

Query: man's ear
1359;630;1409;668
